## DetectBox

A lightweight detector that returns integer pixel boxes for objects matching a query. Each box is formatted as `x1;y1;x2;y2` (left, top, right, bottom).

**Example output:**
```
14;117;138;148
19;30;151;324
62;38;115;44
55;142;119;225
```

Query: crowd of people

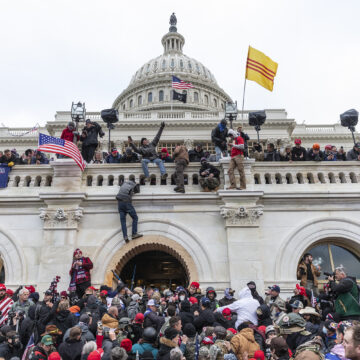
0;248;359;360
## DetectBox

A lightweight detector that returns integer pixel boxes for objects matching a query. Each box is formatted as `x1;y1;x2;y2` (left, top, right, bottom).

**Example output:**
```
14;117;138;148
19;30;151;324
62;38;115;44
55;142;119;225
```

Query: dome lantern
161;13;185;55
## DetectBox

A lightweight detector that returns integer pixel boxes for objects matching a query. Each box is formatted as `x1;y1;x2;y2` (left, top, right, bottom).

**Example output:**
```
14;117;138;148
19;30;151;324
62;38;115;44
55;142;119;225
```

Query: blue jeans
142;158;166;177
118;201;138;238
215;146;228;161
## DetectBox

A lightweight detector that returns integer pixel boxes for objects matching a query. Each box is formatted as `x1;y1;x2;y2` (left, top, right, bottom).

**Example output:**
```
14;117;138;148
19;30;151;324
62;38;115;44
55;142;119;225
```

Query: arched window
180;59;184;69
148;92;153;103
196;63;200;74
146;63;150;73
122;104;126;110
188;61;192;70
300;243;360;279
153;61;158;71
213;98;217;108
204;95;209;105
170;58;175;69
162;60;166;70
138;95;142;106
194;92;199;103
130;99;133;108
159;90;164;102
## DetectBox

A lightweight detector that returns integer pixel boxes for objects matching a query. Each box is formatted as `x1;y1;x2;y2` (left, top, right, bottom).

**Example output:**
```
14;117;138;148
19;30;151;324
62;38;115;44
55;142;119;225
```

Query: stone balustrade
4;160;360;192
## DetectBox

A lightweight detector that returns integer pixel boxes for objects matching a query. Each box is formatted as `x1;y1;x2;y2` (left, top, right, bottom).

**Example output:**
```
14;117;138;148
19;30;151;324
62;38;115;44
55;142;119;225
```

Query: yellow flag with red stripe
246;46;278;91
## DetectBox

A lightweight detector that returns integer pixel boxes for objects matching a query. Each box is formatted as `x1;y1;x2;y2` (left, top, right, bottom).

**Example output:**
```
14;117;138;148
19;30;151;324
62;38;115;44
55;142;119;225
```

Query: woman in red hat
69;248;93;298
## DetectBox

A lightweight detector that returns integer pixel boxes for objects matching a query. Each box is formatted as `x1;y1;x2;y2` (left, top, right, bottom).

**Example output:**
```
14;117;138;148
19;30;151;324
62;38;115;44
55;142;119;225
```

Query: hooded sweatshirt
217;288;260;328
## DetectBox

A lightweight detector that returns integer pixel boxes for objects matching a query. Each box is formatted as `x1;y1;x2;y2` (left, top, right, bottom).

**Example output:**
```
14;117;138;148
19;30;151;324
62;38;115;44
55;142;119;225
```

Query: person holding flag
0;283;14;326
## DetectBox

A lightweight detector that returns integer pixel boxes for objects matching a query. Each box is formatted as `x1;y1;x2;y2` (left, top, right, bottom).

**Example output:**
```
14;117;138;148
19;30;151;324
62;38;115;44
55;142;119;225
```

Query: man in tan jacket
230;323;260;360
297;253;321;296
173;144;189;193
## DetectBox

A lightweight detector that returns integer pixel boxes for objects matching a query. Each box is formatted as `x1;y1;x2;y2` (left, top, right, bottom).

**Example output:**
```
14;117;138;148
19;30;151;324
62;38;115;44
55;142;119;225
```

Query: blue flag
0;165;10;188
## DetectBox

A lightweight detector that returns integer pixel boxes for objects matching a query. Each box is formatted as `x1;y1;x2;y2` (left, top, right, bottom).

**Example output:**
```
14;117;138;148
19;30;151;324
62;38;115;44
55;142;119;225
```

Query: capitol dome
112;14;232;112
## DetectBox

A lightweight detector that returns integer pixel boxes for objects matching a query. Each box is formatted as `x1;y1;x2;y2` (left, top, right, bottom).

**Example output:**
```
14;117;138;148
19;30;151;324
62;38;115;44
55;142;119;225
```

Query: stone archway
274;217;360;282
103;235;199;287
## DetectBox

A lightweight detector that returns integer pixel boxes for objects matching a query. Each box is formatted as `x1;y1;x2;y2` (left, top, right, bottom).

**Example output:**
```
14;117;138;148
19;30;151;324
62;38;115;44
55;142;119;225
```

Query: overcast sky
0;0;359;128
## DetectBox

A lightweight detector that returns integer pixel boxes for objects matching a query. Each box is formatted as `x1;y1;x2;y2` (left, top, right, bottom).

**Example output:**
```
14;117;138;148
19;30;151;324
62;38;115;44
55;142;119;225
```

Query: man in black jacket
264;143;280;161
237;125;250;157
193;297;215;333
199;157;220;191
80;119;105;163
292;139;307;161
143;299;165;333
188;144;205;162
129;122;167;181
211;119;228;161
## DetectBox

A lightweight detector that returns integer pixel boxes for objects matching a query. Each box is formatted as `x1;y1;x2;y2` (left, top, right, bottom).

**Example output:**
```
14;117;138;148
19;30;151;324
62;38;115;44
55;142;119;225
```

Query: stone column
37;159;86;292
218;190;265;294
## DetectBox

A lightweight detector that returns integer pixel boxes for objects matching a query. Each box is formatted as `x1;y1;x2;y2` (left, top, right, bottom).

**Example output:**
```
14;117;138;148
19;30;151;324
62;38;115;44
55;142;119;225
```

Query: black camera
324;271;335;277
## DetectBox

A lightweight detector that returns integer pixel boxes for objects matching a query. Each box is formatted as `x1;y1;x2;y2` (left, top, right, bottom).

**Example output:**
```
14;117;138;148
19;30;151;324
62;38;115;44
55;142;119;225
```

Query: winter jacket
230;328;260;360
81;302;101;335
193;308;215;333
0;154;20;165
30;345;48;360
120;153;139;163
69;257;93;285
19;305;36;348
116;180;140;203
230;136;244;158
256;304;272;327
346;147;360;161
218;297;236;307
58;338;84;360
128;323;143;345
101;338;120;360
330;277;360;318
131;342;158;358
80;122;104;146
101;313;119;329
63;322;95;342
173;145;189;164
217;288;260;328
297;261;321;287
10;299;34;316
264;150;280;161
213;312;236;329
0;342;23;360
307;149;324;161
106;153;122;163
291;146;307;161
143;310;165;333
179;310;194;329
48;310;77;340
130;124;164;161
264;295;286;319
184;337;197;360
211;124;228;151
199;162;220;179
61;128;79;142
31;153;49;164
188;149;205;162
157;337;177;360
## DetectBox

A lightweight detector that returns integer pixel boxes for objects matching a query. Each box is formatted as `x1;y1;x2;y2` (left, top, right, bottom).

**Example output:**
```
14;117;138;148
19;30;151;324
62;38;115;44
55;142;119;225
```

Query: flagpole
241;79;247;123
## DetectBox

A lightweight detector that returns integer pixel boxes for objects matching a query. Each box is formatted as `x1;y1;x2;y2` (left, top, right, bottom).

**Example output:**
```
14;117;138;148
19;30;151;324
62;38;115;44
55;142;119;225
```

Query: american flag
172;76;194;89
22;333;35;360
38;133;86;171
0;297;13;326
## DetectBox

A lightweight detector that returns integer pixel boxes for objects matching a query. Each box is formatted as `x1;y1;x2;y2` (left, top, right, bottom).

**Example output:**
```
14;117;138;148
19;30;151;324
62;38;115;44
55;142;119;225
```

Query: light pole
340;109;358;145
225;102;238;129
71;102;86;131
249;110;266;143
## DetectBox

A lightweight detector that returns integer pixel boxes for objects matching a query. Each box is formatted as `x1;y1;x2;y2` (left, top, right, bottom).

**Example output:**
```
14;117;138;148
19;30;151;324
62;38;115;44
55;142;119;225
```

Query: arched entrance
120;250;188;289
102;235;199;288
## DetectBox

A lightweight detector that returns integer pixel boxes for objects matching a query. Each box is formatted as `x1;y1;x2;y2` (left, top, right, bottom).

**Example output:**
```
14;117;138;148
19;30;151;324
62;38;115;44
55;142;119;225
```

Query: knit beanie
120;338;132;353
164;327;179;340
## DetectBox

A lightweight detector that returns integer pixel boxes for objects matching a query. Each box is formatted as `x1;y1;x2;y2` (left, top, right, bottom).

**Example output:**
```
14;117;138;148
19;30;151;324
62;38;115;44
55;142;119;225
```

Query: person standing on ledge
128;122;167;182
172;144;189;193
227;129;246;190
69;248;93;298
116;179;143;243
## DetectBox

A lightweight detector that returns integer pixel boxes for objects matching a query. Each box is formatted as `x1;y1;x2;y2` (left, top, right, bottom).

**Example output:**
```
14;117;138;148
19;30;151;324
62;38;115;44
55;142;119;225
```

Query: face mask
179;295;185;301
322;327;328;335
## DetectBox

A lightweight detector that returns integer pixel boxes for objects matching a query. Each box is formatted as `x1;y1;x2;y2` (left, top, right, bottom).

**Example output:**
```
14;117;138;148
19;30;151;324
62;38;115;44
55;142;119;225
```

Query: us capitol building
0;15;359;296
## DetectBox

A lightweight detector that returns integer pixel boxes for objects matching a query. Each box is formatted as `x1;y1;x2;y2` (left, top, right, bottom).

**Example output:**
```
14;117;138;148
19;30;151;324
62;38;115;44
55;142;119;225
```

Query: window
146;63;150;73
213;98;217;108
130;99;133;108
301;243;360;279
122;104;126;110
153;61;158;71
148;92;152;103
188;61;192;70
162;60;166;70
204;95;209;105
138;95;142;106
159;90;164;102
170;58;175;69
194;92;199;103
196;63;200;74
180;59;184;69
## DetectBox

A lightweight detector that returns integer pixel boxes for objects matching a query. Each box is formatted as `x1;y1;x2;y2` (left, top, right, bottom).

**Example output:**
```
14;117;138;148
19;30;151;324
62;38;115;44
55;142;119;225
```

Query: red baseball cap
100;290;108;297
25;285;35;293
294;139;302;145
6;289;13;296
0;284;6;291
135;313;144;324
222;308;231;319
190;282;200;289
227;328;237;334
87;286;98;291
189;297;198;304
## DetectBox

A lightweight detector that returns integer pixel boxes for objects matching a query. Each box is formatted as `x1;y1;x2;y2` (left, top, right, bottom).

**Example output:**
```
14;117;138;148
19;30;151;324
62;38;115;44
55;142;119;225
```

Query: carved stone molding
220;205;263;227
184;138;194;149
39;207;84;230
